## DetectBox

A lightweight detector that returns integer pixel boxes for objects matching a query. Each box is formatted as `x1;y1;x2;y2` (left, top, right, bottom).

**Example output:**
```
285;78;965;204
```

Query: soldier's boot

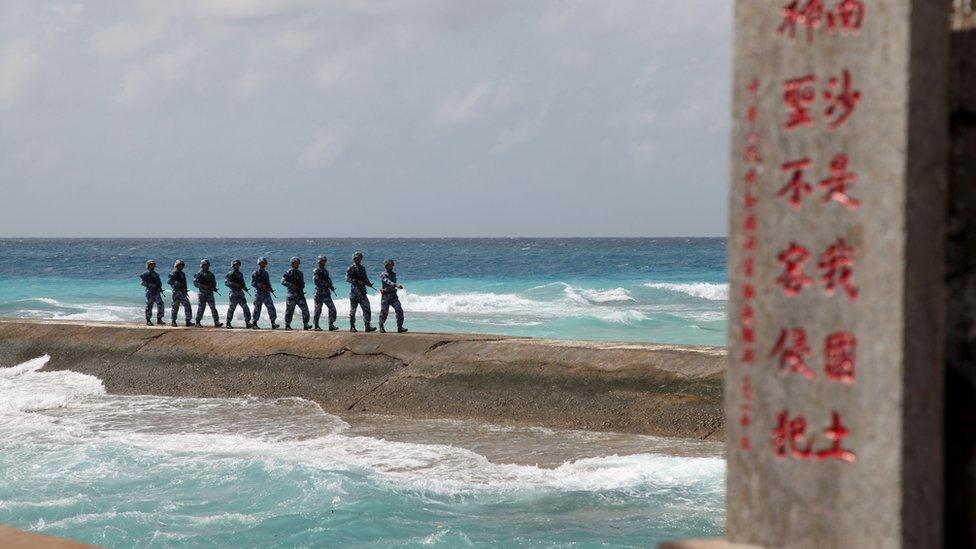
171;320;178;327
245;322;252;329
194;321;203;327
156;317;165;326
365;323;377;333
225;322;234;329
313;324;323;331
146;320;153;326
303;324;312;330
379;324;386;333
251;323;261;330
329;324;339;331
214;321;223;328
350;324;358;333
284;324;293;331
271;322;280;329
398;327;409;333
185;321;194;327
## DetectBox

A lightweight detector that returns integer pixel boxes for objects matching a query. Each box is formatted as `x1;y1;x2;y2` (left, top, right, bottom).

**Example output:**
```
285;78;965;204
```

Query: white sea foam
1;356;725;497
643;282;729;301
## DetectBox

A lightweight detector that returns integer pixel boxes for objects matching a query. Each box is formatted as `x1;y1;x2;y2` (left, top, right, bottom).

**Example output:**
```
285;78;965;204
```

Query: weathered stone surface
0;525;97;549
0;319;726;438
725;1;948;547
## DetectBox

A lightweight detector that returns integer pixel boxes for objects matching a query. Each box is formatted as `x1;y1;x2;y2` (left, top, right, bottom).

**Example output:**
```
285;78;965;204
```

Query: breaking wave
643;282;728;301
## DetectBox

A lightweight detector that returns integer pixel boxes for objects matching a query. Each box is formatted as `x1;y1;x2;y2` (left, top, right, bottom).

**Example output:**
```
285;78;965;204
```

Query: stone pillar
722;1;949;548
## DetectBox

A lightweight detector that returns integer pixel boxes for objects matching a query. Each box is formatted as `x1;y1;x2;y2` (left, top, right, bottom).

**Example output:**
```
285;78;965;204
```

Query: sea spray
0;356;726;546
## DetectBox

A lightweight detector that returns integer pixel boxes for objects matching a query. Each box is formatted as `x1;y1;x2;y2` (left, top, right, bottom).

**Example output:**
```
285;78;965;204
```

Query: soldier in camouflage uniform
224;259;252;329
193;259;223;327
139;260;165;326
168;259;193;327
313;255;339;332
346;252;376;332
379;259;407;333
281;257;311;330
250;257;279;329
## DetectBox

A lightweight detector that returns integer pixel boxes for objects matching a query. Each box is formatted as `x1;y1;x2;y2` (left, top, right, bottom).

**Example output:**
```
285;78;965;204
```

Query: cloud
433;81;493;124
0;40;39;109
89;22;163;59
231;70;267;100
298;130;346;169
115;45;198;105
192;0;318;21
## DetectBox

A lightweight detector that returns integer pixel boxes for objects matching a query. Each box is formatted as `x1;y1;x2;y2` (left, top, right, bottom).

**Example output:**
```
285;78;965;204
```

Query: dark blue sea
0;238;727;344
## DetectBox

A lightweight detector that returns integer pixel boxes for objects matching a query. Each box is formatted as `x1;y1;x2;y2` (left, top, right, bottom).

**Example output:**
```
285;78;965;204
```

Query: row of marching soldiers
138;252;407;333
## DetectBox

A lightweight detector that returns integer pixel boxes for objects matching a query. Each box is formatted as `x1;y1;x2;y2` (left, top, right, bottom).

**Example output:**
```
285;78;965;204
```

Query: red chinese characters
824;69;862;130
819;153;860;209
771;328;815;379
782;71;861;131
818;238;859;302
824;331;857;383
738;79;763;451
783;75;816;129
772;410;857;462
775;242;814;296
778;158;814;209
778;0;865;42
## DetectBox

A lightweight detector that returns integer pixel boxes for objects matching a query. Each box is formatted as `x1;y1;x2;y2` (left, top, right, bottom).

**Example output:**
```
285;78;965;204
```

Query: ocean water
0;239;728;546
0;356;726;547
0;238;727;345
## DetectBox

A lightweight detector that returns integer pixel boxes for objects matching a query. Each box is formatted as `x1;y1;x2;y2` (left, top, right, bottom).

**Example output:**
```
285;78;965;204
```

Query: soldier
193;258;223;327
281;257;311;330
251;257;279;329
139;260;165;326
346;251;376;332
379;259;408;333
224;259;252;329
168;259;193;327
313;255;339;332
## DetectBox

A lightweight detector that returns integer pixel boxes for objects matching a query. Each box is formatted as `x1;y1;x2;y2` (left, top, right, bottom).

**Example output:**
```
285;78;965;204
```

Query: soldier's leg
227;296;239;324
145;292;153;323
252;296;263;324
195;294;206;323
171;295;180;323
266;296;278;324
349;296;359;328
153;292;165;323
326;295;337;326
313;295;323;327
393;297;404;329
284;297;296;327
298;296;310;325
208;296;221;323
181;293;192;324
241;298;251;325
361;294;372;325
379;295;390;327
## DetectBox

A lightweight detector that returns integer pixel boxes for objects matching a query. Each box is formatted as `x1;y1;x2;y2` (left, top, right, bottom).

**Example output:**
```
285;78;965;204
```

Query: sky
0;0;732;238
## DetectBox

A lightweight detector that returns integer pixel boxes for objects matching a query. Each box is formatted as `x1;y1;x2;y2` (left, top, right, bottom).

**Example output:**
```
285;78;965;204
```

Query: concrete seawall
0;319;726;439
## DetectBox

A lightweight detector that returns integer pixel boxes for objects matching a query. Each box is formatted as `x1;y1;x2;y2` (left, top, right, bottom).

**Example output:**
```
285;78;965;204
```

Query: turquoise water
0;238;727;345
0;357;725;547
0;239;728;546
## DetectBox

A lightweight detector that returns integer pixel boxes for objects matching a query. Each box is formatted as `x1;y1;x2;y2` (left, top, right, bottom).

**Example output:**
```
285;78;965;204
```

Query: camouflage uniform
168;269;192;324
313;265;337;328
139;269;165;323
346;263;372;327
251;267;277;325
193;269;221;324
379;270;404;330
281;267;310;327
225;268;252;325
